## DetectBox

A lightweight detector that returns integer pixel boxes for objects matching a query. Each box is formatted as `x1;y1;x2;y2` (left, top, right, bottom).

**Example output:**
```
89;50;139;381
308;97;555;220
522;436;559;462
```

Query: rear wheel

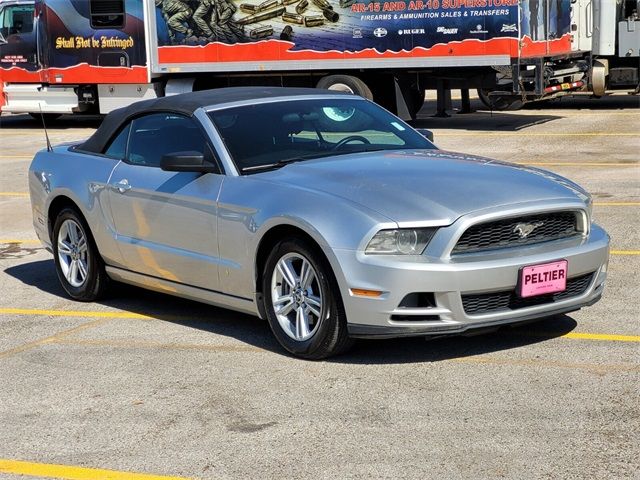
262;238;353;359
52;208;109;301
316;74;373;100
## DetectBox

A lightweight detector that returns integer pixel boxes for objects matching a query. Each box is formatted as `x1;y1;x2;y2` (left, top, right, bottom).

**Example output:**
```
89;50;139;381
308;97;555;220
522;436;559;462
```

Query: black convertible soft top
79;86;347;154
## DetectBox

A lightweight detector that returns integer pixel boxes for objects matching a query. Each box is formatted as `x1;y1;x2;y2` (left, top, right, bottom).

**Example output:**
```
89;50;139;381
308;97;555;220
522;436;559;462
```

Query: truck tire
316;75;374;100
405;87;425;119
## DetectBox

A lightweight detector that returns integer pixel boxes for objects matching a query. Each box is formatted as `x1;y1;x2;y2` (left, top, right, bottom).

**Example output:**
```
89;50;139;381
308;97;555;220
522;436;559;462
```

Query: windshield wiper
240;148;392;173
240;152;337;173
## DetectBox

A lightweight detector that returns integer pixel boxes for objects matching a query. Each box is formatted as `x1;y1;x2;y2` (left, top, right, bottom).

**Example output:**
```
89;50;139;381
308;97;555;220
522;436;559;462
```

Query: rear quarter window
104;124;131;159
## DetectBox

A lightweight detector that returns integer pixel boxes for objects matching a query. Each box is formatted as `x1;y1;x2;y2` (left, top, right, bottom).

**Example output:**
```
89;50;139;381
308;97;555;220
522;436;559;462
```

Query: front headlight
365;228;437;255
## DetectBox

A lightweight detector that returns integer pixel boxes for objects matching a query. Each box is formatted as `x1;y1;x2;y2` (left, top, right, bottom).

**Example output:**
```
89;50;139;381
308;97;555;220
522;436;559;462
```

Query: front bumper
334;224;609;338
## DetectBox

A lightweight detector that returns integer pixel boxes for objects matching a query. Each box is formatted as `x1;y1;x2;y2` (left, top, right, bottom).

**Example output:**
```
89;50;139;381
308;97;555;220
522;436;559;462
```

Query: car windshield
207;97;435;173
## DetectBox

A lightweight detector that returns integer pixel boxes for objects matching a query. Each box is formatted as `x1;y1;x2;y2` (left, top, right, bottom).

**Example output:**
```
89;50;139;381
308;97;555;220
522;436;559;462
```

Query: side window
104;123;131;159
89;0;125;29
127;113;216;169
0;5;35;37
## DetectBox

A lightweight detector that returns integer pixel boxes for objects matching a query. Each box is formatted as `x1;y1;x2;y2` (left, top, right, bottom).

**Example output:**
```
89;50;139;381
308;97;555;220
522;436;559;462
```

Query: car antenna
38;103;52;152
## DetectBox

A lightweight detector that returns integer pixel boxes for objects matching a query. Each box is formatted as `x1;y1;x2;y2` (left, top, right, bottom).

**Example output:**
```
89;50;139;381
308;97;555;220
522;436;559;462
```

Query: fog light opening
398;292;436;308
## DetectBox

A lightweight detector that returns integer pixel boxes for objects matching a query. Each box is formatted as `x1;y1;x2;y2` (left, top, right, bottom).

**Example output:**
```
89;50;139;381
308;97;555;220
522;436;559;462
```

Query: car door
106;112;225;291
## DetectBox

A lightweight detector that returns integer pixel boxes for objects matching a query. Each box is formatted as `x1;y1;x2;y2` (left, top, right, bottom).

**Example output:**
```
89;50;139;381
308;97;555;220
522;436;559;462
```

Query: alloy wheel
57;219;89;288
270;252;324;341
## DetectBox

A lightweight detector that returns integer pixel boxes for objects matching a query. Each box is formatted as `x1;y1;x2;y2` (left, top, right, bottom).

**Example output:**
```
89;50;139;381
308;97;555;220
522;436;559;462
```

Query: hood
257;150;586;224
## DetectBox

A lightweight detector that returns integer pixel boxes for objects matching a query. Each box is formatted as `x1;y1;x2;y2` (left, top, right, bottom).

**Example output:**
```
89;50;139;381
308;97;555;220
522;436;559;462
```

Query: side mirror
415;128;434;142
160;151;218;173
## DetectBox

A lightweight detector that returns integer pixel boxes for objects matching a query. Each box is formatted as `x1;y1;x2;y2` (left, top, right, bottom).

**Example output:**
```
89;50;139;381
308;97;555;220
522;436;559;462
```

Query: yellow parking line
0;307;153;320
562;332;640;342
0;459;193;480
0;192;29;197
0;155;32;159
0;239;40;244
611;250;640;255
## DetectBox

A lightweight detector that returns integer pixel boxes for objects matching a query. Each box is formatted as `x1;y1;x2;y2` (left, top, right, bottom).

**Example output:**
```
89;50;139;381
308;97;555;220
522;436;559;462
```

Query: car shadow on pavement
5;259;578;363
333;315;577;365
4;259;281;353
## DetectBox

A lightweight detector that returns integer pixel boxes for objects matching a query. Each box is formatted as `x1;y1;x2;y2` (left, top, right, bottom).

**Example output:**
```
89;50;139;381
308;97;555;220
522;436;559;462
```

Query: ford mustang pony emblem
513;221;545;238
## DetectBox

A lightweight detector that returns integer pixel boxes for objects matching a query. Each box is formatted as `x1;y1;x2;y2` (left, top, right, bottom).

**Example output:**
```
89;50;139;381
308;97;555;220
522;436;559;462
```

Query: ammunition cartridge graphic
322;8;339;21
239;3;259;13
282;12;305;24
257;0;279;11
295;0;308;13
238;6;286;24
312;0;333;10
303;15;324;26
339;0;355;7
281;0;300;5
249;25;274;38
280;25;294;40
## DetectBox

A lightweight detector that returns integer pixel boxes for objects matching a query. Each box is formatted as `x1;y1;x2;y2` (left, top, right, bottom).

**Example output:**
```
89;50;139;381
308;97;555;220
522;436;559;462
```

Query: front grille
452;212;579;254
462;272;594;315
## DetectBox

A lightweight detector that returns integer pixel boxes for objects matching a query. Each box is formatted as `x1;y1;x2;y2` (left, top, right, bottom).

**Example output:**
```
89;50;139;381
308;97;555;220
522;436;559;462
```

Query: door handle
112;179;131;194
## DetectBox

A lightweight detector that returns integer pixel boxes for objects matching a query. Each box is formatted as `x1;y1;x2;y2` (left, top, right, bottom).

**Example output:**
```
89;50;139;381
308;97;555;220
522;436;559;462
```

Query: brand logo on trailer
436;26;458;35
501;23;517;33
513;221;545;239
470;24;488;34
373;27;387;38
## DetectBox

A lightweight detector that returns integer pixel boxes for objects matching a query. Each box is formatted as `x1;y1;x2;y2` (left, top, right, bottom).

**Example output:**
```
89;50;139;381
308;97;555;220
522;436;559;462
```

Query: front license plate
518;260;568;298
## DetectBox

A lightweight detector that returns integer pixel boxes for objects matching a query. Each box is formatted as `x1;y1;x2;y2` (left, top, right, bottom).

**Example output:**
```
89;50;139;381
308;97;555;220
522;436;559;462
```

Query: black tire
262;238;353;359
406;87;425;119
29;113;62;122
52;207;109;301
316;75;373;133
316;74;373;100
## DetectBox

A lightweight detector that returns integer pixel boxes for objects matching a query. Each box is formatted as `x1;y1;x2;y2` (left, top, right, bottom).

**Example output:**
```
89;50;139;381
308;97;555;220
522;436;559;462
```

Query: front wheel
262;238;353;359
52;208;109;301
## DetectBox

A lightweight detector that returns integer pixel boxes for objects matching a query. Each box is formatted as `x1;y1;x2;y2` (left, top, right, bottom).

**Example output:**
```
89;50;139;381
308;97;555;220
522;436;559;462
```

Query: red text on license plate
519;260;568;298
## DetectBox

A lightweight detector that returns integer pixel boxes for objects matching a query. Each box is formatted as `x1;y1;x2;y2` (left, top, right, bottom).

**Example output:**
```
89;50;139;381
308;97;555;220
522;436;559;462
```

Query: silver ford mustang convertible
29;87;609;359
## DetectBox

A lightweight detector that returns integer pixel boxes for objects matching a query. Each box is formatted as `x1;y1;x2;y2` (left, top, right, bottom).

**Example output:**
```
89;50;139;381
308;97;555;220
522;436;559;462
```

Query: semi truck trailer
0;0;638;118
